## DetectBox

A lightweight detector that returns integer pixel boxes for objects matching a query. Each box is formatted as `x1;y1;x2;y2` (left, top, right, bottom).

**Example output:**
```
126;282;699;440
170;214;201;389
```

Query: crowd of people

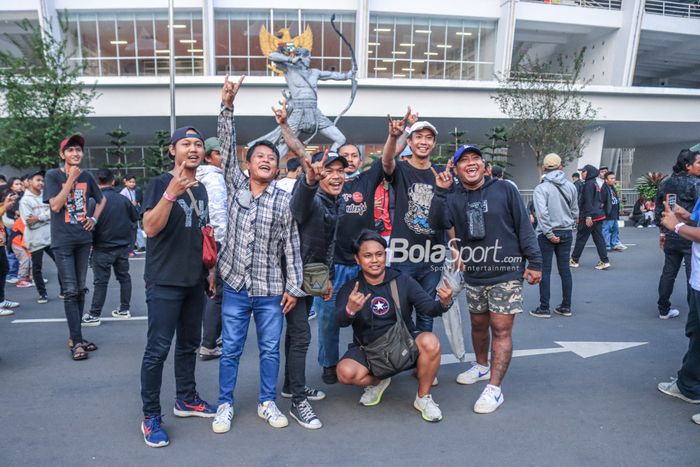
1;76;698;447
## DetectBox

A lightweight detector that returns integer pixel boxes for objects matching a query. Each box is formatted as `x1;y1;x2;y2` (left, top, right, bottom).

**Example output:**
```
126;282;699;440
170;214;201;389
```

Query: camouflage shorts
465;280;523;315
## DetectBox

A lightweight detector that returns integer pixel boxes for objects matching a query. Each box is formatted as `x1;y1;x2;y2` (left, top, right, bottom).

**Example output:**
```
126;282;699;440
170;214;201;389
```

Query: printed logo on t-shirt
341;192;367;216
352;192;364;203
404;182;435;235
468;199;489;212
370;297;390;316
176;198;207;228
63;182;88;224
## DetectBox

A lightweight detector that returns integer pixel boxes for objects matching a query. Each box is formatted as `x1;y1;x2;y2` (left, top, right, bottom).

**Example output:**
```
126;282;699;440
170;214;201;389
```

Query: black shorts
340;331;423;373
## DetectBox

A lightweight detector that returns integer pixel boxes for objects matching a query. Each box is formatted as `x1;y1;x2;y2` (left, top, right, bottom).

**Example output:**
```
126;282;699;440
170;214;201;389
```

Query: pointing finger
402;106;411;123
430;167;439;178
386;113;393;124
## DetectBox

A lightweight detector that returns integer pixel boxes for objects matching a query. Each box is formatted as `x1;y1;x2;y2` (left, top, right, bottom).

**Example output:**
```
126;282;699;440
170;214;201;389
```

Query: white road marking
11;316;147;324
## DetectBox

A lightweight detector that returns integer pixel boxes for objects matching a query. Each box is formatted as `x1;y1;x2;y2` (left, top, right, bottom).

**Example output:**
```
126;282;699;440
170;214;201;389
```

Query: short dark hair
491;165;504;178
338;143;362;160
96;168;115;185
246;140;280;162
572;173;580;180
599;166;609;171
352;229;387;254
605;171;616;179
286;158;301;172
0;174;6;183
123;174;136;181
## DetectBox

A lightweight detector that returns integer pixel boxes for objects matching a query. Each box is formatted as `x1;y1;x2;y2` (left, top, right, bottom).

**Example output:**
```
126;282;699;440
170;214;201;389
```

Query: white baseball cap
408;121;438;137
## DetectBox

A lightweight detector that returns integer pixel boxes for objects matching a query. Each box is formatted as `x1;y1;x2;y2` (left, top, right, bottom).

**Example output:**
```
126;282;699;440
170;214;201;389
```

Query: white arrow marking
440;341;647;365
11;317;147;324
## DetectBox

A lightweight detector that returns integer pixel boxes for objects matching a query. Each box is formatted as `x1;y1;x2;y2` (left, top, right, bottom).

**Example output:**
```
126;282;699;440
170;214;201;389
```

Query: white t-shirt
276;177;297;193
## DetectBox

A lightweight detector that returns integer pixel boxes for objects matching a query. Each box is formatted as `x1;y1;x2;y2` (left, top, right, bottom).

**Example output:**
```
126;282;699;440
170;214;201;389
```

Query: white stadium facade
1;0;700;190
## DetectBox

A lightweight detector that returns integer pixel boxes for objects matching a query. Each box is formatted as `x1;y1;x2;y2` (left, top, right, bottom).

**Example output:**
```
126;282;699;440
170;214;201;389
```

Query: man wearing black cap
213;76;304;435
139;124;217;448
44;134;106;360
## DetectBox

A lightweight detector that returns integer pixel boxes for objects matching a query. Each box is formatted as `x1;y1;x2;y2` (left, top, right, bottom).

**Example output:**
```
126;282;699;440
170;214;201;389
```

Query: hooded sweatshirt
196;164;227;243
336;267;448;346
580;164;606;220
532;170;579;239
18;189;51;252
429;176;542;286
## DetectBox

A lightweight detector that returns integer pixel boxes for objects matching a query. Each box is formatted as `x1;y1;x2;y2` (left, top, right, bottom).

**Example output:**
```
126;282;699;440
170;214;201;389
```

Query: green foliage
481;126;510;168
144;130;172;178
492;48;598;167
105;125;133;179
635;172;667;201
0;16;98;169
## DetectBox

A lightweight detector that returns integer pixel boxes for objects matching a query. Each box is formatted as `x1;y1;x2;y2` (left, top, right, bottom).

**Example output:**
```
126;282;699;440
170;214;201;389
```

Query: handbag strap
389;279;402;321
185;188;206;224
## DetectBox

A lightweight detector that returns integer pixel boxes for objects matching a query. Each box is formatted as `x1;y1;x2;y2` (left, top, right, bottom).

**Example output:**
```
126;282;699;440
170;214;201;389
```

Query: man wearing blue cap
139;123;217;448
430;144;541;414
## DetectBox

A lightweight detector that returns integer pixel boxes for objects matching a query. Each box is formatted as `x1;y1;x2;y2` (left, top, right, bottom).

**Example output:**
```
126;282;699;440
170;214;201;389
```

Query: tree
0;16;98;169
144;130;172;178
481;126;510;168
492;48;598;168
106;125;133;179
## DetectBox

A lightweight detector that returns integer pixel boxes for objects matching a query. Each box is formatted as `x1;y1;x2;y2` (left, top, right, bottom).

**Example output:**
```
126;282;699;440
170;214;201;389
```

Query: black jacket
604;184;620;220
429;176;542;286
93;187;139;249
336;267;448;346
580;165;605;220
656;172;700;241
290;177;340;275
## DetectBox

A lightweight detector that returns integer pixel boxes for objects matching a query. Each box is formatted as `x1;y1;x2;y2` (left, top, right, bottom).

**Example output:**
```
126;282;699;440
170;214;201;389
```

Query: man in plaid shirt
212;76;304;435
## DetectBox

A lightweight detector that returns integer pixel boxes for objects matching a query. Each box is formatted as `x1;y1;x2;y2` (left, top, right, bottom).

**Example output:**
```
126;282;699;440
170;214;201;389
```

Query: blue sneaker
141;416;169;448
173;394;217;418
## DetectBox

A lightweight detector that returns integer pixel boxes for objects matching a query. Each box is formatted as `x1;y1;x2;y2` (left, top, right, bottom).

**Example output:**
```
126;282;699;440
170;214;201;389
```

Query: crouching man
335;230;453;422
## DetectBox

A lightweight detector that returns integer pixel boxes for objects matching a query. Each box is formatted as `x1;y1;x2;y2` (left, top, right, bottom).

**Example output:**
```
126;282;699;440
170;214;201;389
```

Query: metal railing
645;0;700;19
519;188;640;213
521;0;622;10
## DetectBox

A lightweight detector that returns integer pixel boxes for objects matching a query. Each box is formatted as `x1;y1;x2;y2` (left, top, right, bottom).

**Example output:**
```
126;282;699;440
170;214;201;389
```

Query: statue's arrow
440;341;647;365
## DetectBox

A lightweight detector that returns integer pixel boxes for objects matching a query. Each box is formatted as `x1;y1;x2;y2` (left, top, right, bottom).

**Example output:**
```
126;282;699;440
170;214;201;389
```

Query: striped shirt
217;104;304;297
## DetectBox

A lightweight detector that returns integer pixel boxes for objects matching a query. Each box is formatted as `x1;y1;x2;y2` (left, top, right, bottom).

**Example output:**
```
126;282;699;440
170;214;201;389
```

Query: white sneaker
212;403;234;434
257;401;288;428
613;244;627;251
692;413;700;425
0;299;19;308
359;378;392;407
660;309;680;320
6;277;18;284
0;308;14;317
111;309;131;319
414;394;443;422
657;379;700;403
432;376;439;387
456;363;490;385
474;384;504;414
594;261;611;270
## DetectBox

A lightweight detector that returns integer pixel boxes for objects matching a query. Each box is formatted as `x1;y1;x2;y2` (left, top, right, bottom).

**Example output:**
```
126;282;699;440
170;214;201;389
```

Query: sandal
70;342;88;361
80;340;98;352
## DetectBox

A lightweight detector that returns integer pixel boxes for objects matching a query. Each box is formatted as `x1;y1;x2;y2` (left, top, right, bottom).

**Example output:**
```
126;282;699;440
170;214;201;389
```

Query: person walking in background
120;174;145;254
84;168;137;325
570;165;610;270
602;171;627;252
530;153;579;319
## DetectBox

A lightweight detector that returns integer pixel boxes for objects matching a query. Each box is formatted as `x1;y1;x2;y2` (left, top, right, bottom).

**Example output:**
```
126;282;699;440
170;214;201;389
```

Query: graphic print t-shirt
387;160;443;261
44;168;103;248
143;173;209;287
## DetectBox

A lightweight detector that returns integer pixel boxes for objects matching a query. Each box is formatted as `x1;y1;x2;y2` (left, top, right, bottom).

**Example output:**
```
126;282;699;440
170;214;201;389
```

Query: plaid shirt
217;104;304;297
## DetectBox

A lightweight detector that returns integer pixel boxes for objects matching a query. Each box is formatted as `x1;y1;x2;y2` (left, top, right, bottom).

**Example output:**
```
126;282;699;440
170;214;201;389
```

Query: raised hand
431;159;454;190
436;279;454;307
386;106;411;138
346;281;372;314
222;74;245;107
407;110;420;127
272;98;288;125
67;165;81;183
305;149;329;185
166;161;198;198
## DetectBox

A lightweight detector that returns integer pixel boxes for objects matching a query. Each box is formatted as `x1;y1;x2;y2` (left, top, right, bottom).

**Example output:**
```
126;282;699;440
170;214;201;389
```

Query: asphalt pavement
1;227;698;466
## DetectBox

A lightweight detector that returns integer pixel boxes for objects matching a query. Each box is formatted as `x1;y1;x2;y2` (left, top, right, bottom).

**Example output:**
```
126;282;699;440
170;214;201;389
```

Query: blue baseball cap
452;144;483;165
170;126;205;146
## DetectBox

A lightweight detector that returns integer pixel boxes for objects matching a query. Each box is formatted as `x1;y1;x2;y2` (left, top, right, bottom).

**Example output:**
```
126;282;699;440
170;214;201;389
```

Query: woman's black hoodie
580;165;605;220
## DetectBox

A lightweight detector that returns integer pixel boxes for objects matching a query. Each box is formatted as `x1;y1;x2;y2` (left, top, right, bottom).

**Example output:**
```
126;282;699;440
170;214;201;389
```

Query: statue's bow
330;14;357;126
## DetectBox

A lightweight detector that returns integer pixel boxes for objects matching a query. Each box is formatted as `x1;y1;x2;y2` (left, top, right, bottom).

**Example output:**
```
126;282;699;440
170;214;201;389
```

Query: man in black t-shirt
44;134;105;361
139;126;217;448
382;114;446;334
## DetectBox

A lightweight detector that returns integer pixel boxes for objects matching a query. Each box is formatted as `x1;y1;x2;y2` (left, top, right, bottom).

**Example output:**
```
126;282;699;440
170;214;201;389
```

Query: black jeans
657;237;692;314
89;245;131;316
31;246;62;297
284;296;313;404
538;230;574;310
54;244;91;342
0;246;7;302
571;220;609;263
201;270;223;349
677;288;700;400
141;283;205;417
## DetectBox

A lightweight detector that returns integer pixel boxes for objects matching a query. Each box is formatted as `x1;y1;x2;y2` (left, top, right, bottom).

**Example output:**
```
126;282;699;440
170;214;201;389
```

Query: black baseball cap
170;126;205;145
311;151;349;168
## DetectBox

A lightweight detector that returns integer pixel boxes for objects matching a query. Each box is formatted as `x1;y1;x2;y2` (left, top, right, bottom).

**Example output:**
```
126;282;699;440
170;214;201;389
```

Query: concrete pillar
38;0;60;42
493;0;516;78
575;126;606;171
355;0;369;78
610;0;645;86
202;0;216;76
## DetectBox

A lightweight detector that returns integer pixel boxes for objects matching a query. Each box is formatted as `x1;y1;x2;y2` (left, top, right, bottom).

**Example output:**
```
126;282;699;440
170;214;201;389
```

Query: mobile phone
666;193;677;211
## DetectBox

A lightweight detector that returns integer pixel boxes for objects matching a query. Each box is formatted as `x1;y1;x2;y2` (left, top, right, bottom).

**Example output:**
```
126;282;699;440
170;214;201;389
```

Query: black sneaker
529;307;551;319
281;386;327;401
554;305;573;317
289;399;322;430
322;366;337;385
37;295;48;304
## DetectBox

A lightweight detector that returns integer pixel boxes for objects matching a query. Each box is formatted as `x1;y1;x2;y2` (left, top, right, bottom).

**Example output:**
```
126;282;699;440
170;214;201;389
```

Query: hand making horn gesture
272;97;289;125
222;74;245;107
166;160;199;198
303;148;329;185
346;281;372;315
431;159;454;190
436;279;454;308
386;106;412;138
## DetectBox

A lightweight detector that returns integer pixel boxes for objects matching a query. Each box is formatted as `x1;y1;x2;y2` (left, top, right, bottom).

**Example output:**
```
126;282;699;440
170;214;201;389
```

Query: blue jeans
602;219;620;249
393;262;441;332
317;263;359;368
6;245;18;279
218;284;284;405
54;244;91;342
537;231;573;310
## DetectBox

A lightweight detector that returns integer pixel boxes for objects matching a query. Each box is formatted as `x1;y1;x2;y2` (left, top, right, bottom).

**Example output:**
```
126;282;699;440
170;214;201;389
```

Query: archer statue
249;16;357;157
